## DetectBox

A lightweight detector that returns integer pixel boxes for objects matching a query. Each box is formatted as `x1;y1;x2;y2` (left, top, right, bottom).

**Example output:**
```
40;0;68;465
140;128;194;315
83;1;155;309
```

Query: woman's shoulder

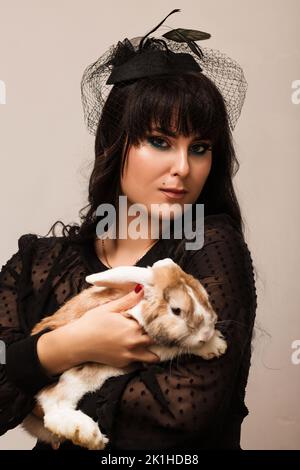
184;212;257;293
167;212;248;266
195;213;256;278
13;233;88;295
17;232;66;256
201;212;247;247
16;232;83;270
178;211;255;270
181;212;243;249
204;212;241;233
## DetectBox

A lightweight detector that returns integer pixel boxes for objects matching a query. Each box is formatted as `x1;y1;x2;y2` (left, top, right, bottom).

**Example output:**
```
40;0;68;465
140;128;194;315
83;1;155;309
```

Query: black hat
81;9;247;134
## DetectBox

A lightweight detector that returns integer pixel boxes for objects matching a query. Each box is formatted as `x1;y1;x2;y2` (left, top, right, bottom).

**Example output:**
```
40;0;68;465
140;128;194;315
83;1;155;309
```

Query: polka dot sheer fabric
0;214;257;449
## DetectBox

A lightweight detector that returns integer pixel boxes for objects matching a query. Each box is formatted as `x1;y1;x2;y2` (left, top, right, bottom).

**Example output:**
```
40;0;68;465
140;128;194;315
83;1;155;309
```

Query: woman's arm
94;215;257;450
0;235;158;436
0;235;58;434
1;238;160;431
35;287;158;376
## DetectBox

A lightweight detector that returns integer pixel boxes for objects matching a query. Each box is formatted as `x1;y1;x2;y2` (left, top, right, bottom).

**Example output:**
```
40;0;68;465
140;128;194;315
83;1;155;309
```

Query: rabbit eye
171;307;181;316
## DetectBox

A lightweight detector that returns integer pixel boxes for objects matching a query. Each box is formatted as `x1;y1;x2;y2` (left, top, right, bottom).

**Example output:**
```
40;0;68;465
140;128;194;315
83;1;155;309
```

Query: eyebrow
151;126;210;141
152;126;177;137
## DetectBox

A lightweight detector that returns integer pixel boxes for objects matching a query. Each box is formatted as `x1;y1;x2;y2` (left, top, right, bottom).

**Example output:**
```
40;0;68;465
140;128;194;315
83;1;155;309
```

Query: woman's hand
69;286;160;368
37;286;160;375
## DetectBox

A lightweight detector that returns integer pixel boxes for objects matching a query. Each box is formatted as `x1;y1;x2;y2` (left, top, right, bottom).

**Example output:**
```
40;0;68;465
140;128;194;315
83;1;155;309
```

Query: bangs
121;72;228;146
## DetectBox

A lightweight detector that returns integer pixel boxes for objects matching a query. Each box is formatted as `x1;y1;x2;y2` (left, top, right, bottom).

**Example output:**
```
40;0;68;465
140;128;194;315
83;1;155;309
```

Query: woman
0;10;257;450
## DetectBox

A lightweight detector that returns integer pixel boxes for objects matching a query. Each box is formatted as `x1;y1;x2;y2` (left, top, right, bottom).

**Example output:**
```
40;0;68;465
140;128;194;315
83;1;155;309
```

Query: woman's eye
147;136;169;149
146;136;212;156
191;143;212;155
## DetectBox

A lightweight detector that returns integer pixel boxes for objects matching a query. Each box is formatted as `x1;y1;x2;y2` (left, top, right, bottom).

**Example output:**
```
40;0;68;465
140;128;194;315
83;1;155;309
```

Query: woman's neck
95;214;160;267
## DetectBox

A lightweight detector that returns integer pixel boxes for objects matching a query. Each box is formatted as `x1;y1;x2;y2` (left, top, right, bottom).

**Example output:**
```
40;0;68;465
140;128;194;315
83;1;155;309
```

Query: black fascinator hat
81;9;247;134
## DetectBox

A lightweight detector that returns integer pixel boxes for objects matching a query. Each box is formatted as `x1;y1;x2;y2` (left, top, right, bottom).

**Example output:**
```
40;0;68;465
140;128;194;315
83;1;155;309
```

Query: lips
159;189;187;200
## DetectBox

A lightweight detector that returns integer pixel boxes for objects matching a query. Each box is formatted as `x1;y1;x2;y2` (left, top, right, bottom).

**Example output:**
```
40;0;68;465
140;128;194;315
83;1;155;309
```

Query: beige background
0;0;299;450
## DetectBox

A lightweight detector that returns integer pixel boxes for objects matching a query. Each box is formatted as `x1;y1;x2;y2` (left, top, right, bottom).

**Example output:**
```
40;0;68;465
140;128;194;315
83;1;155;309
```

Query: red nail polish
134;284;143;293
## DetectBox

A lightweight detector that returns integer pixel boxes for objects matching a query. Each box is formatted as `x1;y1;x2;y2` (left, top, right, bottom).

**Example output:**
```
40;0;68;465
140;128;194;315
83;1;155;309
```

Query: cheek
194;155;212;180
121;145;164;190
188;156;212;193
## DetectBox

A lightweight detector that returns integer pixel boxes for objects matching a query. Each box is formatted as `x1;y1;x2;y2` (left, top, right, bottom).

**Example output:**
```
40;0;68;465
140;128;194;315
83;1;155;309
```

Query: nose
170;146;190;178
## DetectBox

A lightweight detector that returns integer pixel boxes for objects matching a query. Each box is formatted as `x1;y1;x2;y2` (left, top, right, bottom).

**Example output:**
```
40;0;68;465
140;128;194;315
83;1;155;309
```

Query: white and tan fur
22;258;227;450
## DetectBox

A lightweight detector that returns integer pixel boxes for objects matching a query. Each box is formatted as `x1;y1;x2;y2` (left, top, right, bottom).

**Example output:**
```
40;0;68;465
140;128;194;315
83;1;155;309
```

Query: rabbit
22;258;227;450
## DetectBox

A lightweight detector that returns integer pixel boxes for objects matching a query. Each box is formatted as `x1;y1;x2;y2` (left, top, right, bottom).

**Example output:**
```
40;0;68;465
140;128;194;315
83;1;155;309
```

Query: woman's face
120;127;212;223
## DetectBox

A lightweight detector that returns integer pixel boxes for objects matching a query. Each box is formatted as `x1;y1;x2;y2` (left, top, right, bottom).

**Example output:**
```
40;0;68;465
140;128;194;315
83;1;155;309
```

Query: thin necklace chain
101;238;158;269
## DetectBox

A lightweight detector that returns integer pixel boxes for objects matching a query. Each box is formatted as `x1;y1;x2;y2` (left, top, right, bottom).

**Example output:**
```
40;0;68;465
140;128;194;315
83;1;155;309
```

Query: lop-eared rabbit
22;258;227;450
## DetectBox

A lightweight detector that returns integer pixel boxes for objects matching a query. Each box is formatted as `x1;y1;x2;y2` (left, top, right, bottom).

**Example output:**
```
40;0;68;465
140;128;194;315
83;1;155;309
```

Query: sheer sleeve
0;235;59;436
96;215;257;450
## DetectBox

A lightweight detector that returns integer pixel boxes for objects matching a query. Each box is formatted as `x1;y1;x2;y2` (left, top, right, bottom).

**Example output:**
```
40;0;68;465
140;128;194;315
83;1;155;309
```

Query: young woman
0;11;257;450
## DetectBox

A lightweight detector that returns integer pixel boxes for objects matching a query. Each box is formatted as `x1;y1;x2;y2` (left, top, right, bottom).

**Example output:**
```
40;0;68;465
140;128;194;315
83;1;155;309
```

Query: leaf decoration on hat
162;28;210;60
138;9;181;51
104;12;210;73
162;28;211;42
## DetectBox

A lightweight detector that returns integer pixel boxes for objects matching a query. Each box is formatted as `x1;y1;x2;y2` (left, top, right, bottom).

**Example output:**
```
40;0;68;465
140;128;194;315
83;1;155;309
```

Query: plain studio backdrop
0;0;299;450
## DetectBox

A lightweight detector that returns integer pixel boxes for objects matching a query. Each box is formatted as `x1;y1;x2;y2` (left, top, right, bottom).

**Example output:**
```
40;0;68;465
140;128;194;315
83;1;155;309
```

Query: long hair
45;71;244;242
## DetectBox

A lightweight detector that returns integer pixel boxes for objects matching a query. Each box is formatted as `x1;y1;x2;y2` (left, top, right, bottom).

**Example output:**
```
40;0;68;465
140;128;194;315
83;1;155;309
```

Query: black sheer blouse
0;213;257;450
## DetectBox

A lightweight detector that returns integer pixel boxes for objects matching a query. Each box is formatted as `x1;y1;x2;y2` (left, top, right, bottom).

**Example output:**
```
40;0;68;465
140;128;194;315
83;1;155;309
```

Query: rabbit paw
199;331;227;359
44;409;109;450
22;413;64;449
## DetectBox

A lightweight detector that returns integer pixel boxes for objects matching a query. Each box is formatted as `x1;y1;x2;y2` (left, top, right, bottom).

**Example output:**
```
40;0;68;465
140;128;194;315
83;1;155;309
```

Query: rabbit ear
152;258;176;269
85;265;154;287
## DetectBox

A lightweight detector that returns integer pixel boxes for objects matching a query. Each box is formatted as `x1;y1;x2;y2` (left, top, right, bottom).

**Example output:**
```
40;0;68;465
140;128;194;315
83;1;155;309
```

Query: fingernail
134;283;143;293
